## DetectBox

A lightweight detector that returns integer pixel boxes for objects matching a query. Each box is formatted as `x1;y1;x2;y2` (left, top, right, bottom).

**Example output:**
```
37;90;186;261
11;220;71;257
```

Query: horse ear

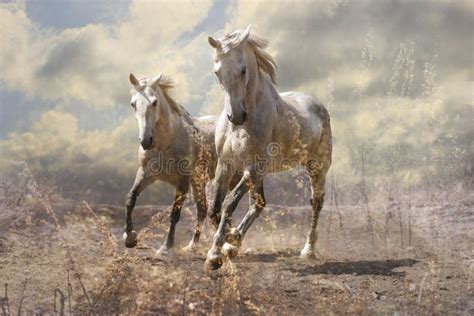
151;73;162;87
129;73;140;86
208;36;221;48
238;25;251;45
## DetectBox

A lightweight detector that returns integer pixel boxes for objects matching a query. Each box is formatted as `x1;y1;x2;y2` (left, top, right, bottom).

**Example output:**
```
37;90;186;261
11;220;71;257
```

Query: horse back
276;92;331;161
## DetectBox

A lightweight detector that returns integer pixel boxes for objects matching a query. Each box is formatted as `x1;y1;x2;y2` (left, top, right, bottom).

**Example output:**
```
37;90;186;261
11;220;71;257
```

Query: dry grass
1;167;472;315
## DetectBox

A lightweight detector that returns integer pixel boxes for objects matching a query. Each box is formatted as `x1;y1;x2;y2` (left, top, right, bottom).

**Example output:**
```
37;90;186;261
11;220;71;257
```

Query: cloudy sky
0;0;472;201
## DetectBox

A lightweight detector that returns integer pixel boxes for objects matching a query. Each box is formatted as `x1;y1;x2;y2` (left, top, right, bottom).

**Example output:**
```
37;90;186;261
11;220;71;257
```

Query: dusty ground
0;189;473;315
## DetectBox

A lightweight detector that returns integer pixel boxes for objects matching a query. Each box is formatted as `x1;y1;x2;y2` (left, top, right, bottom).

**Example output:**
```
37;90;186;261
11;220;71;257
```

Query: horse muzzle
140;136;154;150
227;111;247;125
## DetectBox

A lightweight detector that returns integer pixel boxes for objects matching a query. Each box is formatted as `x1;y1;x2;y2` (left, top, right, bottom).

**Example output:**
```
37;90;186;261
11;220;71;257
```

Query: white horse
205;26;332;269
123;73;219;254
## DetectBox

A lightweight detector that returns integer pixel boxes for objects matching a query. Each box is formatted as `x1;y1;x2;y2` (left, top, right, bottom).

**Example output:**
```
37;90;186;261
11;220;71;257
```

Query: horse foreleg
157;187;188;255
124;167;154;248
208;163;232;229
182;181;207;252
300;171;327;259
224;180;266;258
205;171;251;270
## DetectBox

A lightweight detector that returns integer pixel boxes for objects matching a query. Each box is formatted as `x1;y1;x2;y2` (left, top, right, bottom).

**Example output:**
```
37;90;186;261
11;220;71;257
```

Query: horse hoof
205;252;224;270
300;244;318;260
300;251;316;260
223;242;239;259
156;244;170;256
182;242;196;253
123;231;137;248
205;257;223;270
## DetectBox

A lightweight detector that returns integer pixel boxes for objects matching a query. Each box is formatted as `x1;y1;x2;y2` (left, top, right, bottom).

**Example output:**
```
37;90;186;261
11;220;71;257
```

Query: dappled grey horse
123;73;219;254
205;26;332;269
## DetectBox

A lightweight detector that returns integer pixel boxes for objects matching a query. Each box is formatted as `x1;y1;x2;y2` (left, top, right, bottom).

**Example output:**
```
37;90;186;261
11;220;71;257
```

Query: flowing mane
132;75;192;119
215;30;277;84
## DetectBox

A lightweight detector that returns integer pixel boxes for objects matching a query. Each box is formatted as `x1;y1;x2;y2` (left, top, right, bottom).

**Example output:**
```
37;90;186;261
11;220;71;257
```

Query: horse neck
245;61;279;112
153;98;184;143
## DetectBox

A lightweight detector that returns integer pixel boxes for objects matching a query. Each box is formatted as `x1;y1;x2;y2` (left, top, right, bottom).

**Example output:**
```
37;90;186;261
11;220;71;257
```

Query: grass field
1;181;472;315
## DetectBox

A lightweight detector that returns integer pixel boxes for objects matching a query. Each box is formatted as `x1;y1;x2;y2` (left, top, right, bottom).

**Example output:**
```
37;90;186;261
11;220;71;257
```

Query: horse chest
228;130;251;157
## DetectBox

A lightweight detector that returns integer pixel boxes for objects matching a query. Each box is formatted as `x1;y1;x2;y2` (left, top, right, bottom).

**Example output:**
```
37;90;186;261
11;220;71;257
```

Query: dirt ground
0;191;473;315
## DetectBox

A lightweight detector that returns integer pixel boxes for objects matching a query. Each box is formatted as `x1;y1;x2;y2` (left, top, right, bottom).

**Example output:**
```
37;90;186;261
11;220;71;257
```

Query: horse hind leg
182;181;207;252
300;165;328;260
157;186;188;255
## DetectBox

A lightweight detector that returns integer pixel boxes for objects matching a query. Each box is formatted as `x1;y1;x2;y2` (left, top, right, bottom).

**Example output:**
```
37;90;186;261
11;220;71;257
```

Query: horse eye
241;67;246;76
130;101;136;109
152;99;158;107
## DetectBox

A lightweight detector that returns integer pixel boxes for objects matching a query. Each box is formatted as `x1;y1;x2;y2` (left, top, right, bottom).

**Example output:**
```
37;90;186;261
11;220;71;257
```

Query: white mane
130;75;191;118
214;30;277;84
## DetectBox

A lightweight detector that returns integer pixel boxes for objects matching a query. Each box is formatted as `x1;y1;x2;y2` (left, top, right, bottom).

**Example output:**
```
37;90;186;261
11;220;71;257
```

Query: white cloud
0;109;137;175
0;0;472;199
0;0;213;108
200;82;224;115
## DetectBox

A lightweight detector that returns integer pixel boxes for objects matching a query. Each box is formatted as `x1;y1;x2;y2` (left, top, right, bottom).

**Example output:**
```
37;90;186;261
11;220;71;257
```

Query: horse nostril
227;113;232;122
242;111;247;122
140;136;153;150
